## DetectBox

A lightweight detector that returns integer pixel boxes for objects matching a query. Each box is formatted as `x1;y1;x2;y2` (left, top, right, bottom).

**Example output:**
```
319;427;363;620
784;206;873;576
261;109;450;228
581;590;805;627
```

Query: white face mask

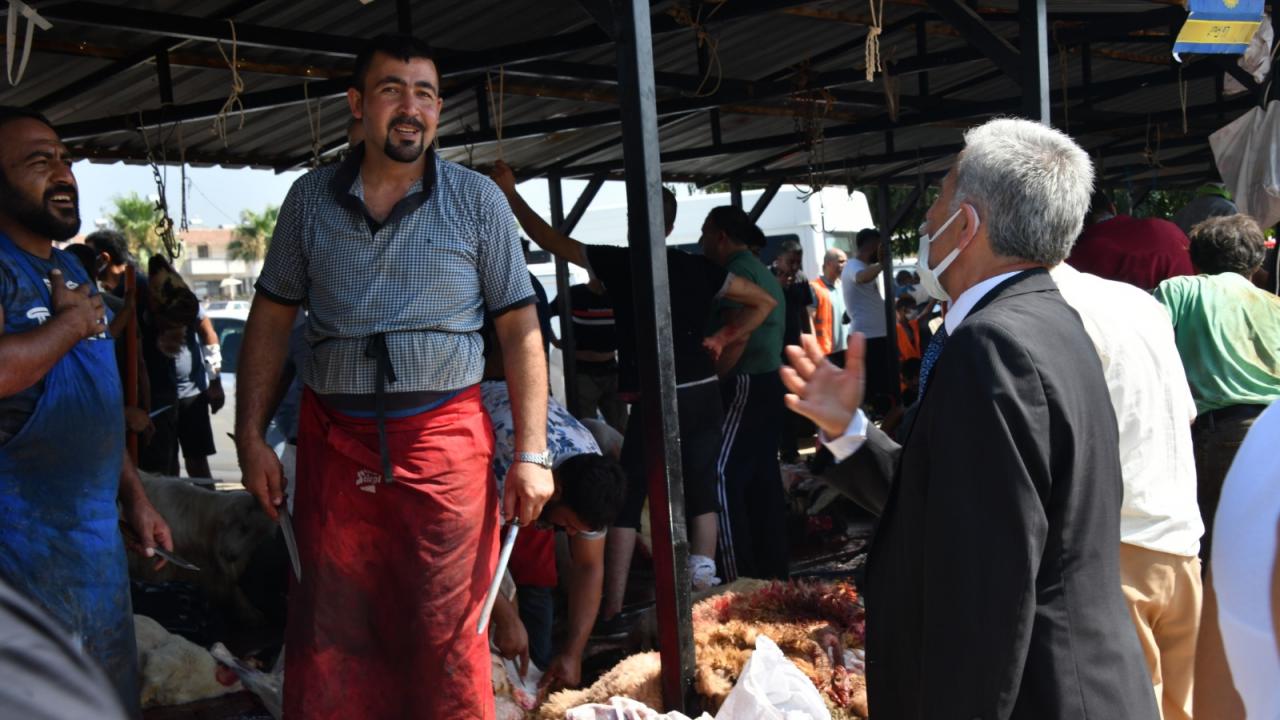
916;206;976;302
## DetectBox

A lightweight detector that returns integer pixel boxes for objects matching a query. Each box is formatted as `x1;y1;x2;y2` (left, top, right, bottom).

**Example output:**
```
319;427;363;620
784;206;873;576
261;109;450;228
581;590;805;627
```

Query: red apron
284;387;500;720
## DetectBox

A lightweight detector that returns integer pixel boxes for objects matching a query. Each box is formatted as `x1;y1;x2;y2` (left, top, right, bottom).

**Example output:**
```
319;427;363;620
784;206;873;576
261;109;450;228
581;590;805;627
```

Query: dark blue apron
0;234;138;713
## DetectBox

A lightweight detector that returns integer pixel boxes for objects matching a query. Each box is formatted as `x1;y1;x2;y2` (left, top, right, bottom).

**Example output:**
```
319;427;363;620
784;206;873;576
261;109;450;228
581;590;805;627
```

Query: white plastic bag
1225;11;1274;95
714;635;831;720
1210;100;1280;229
566;696;712;720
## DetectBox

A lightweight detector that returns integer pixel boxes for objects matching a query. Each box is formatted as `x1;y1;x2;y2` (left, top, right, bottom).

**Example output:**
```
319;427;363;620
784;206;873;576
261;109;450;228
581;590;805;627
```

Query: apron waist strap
363;333;398;483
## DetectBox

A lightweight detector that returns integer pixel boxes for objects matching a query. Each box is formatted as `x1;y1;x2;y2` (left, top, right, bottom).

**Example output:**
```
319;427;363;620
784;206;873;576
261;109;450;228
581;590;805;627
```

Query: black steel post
730;178;744;210
155;51;174;105
614;0;696;712
877;179;901;407
1019;0;1050;123
548;175;580;415
396;0;412;34
915;17;929;97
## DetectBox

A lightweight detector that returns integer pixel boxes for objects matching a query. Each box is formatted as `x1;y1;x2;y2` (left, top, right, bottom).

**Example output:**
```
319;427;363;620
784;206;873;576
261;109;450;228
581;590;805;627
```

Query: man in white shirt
841;228;890;412
1051;263;1203;720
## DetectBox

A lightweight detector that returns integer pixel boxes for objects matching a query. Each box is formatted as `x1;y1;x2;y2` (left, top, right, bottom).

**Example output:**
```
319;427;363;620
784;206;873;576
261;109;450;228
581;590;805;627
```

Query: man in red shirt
1067;191;1194;291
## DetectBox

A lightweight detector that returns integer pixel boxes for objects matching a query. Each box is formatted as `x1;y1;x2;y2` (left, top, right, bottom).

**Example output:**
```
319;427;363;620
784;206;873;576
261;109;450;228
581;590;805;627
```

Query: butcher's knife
118;521;200;571
152;546;201;572
278;500;302;583
148;404;172;418
476;523;520;635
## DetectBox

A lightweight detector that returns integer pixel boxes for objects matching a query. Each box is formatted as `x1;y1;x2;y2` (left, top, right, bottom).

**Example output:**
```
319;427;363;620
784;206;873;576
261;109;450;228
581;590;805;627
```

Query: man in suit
780;118;1159;720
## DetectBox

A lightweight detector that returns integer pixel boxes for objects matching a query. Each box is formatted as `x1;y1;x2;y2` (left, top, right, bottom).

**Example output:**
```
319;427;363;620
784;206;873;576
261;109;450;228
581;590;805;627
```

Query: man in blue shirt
0;106;172;713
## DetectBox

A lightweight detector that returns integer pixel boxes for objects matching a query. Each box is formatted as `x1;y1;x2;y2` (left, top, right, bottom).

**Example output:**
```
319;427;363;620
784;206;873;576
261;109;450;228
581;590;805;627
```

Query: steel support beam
730;178;744;210
30;0;268;112
747;180;783;222
1019;0;1050;123
614;0;696;712
155;51;174;105
548;175;579;414
925;0;1021;80
560;173;608;234
576;0;616;38
876;179;901;408
396;0;412;34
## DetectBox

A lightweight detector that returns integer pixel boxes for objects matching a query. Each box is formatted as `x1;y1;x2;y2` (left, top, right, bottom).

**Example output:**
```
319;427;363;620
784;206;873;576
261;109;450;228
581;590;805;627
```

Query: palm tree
228;205;279;264
108;192;164;258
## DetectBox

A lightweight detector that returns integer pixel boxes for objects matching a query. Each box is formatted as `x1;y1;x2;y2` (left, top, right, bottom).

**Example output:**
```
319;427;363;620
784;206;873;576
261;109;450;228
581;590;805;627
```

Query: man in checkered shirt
233;34;552;720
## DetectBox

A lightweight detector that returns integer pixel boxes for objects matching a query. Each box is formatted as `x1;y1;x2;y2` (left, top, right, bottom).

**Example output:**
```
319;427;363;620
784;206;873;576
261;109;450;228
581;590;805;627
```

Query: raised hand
779;332;866;438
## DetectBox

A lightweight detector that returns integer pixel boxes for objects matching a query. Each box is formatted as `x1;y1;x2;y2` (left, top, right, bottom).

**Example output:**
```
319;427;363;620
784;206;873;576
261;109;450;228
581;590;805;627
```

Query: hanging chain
138;117;181;261
790;60;832;198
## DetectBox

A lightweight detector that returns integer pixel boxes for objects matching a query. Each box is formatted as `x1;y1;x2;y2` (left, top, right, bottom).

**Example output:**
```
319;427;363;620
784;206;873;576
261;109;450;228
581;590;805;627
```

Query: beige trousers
1120;543;1203;720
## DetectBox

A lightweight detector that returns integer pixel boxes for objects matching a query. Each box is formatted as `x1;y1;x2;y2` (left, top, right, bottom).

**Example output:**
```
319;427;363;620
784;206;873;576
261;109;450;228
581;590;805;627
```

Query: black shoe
591;612;630;640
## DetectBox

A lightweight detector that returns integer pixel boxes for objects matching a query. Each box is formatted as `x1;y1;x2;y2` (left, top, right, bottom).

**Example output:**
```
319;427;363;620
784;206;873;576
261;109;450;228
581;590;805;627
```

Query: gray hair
823;248;846;264
952;118;1094;265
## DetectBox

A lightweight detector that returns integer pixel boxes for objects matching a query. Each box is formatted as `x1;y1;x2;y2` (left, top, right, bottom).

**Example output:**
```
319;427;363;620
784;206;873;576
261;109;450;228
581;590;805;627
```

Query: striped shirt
256;147;534;395
565;283;617;354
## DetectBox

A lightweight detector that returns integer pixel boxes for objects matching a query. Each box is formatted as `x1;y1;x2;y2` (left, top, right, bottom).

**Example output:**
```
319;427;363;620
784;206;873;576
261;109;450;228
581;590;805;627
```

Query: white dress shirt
1212;401;1280;720
823;271;1019;460
1051;263;1202;557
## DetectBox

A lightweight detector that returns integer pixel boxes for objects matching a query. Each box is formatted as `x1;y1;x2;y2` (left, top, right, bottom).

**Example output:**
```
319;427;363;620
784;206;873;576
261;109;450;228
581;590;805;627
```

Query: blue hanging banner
1173;0;1267;58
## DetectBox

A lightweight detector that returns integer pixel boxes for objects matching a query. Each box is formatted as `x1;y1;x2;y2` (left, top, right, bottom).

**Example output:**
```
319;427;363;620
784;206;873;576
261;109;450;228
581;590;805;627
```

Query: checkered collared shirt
256;147;534;395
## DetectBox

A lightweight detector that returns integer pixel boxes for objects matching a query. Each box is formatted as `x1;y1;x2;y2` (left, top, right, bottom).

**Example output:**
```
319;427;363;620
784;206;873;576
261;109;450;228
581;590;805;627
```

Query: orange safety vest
897;318;922;362
810;278;835;355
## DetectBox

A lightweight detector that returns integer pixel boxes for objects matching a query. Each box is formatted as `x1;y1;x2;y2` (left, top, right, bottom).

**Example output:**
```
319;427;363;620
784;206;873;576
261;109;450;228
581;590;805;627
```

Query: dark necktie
918;325;949;398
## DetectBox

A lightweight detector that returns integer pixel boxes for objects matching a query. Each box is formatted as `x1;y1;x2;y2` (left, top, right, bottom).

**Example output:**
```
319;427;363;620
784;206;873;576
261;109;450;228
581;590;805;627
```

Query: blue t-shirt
0;246;107;443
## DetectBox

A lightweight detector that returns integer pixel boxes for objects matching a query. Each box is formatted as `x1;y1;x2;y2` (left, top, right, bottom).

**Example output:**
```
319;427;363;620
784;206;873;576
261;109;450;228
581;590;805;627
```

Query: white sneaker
689;554;721;591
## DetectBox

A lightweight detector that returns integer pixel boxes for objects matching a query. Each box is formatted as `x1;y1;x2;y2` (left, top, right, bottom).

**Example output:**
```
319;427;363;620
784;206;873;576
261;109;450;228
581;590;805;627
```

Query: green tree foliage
858;184;942;259
228;205;280;263
107;192;163;258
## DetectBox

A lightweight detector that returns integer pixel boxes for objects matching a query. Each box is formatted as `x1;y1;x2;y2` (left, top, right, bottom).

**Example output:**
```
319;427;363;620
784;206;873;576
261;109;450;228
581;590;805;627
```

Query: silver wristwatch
514;450;553;469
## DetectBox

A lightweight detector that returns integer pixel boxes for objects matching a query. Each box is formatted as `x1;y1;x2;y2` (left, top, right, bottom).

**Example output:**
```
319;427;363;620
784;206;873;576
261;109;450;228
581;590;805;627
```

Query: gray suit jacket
826;269;1158;720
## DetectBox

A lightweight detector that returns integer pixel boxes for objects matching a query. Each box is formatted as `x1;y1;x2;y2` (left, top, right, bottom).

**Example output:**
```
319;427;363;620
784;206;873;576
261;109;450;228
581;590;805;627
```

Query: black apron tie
364;333;398;483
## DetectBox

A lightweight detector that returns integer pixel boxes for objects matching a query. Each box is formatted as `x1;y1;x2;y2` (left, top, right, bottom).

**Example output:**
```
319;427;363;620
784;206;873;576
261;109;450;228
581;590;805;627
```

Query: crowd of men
0;30;1277;720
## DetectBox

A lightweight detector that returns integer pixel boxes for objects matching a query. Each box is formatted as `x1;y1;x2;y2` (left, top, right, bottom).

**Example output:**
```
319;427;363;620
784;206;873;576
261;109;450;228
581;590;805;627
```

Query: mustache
44;184;78;204
387;116;425;133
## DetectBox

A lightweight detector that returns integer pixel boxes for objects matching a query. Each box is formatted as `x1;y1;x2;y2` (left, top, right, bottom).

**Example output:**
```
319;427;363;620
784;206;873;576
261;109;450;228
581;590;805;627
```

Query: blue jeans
517;585;555;669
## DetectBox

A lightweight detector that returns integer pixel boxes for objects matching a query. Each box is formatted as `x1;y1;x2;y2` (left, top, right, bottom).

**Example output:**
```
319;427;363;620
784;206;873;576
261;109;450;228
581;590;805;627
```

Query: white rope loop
6;0;50;87
212;19;246;144
485;66;506;161
865;0;884;82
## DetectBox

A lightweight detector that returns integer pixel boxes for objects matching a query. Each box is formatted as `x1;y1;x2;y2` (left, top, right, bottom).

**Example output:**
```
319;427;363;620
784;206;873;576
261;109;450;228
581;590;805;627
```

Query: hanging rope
1141;116;1164;169
211;19;246;144
177;123;189;232
880;58;899;122
1177;64;1189;135
485;67;506;161
137;116;181;261
668;0;726;97
1055;30;1070;131
5;1;48;87
303;80;323;167
865;0;884;82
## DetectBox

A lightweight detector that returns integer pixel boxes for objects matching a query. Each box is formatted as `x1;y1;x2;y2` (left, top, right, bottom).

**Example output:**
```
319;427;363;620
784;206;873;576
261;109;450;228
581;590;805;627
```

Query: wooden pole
124;265;139;464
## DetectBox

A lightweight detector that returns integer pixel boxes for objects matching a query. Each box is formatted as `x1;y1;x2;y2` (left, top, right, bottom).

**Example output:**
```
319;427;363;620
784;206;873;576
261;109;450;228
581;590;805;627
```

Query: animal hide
539;579;868;719
135;615;240;708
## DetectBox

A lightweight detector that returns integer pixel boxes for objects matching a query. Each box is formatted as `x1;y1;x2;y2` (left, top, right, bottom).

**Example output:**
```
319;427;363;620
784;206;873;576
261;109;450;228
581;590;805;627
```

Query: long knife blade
152;546;201;572
278;502;302;582
476;524;520;635
118;521;200;572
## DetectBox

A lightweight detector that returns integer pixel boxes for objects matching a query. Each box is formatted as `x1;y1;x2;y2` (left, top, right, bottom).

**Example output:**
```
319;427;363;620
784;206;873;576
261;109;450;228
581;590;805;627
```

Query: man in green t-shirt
700;206;789;581
1155;214;1280;560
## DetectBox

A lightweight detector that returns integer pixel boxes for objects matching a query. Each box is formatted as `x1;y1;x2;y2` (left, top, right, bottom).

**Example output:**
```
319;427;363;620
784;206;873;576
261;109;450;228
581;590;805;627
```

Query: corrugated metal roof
0;0;1260;186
